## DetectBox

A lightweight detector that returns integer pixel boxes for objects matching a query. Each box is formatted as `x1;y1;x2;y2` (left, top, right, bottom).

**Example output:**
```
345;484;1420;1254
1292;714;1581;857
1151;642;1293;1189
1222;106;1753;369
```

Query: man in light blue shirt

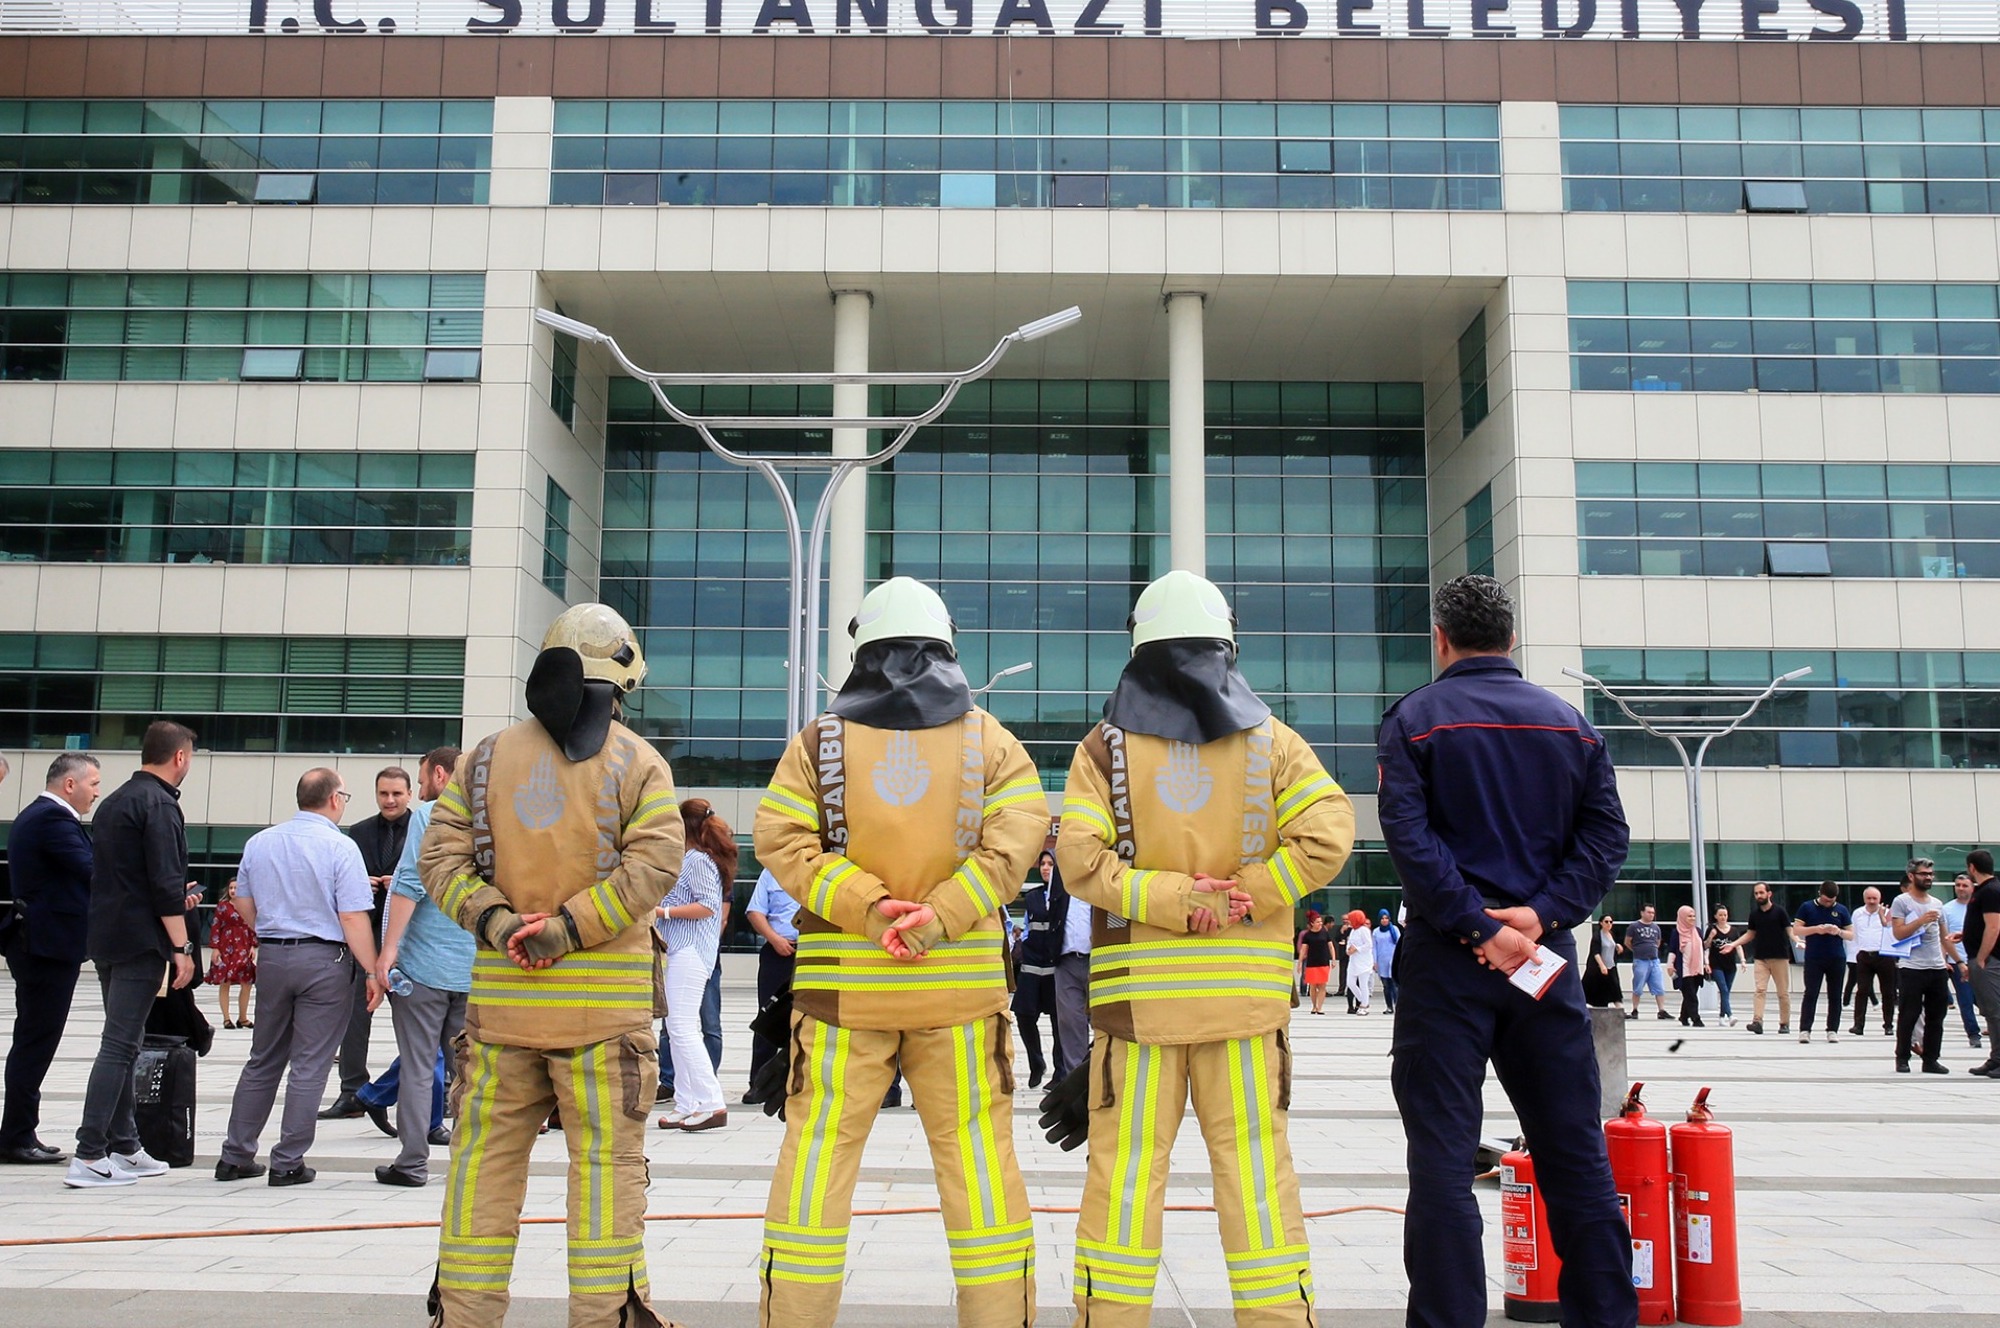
743;868;798;1104
370;746;471;1186
217;768;380;1187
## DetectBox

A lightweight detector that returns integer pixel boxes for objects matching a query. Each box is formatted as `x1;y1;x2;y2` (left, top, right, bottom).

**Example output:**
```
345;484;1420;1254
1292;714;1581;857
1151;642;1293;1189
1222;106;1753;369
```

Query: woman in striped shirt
656;798;735;1132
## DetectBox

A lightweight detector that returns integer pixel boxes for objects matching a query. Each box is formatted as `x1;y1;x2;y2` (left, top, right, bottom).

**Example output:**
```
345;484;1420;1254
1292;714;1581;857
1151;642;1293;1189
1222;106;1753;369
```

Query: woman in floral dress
206;878;257;1029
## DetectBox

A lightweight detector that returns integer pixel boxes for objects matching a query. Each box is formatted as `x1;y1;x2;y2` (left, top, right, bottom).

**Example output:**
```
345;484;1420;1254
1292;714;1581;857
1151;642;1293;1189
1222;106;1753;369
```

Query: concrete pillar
826;289;872;687
1166;291;1206;576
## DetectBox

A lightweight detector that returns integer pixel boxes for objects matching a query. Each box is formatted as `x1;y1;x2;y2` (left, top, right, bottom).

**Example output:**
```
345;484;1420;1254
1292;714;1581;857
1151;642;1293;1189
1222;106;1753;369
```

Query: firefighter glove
1038;1062;1090;1152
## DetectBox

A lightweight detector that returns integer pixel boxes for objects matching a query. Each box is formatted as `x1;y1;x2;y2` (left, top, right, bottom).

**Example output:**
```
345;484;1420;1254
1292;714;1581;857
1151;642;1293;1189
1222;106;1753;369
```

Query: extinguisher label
1501;1180;1538;1273
1630;1238;1654;1289
1686;1212;1714;1265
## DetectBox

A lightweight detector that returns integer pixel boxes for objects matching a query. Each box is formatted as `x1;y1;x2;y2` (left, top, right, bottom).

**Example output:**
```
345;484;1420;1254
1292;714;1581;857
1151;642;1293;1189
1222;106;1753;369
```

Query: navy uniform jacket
5;795;95;964
1376;655;1629;948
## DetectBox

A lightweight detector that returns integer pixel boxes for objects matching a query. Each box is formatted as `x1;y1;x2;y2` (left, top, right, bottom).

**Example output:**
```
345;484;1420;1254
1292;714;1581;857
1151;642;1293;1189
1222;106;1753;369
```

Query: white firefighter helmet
850;576;955;654
1128;570;1236;653
542;603;647;692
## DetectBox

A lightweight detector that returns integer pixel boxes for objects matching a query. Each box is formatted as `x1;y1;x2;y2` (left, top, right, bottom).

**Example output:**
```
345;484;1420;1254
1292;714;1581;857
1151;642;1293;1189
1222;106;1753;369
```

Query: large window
1607;841;1972;921
1577;461;2000;579
1569;280;2000;395
0;272;484;384
543;477;575;600
602;378;1428;790
1562;105;2000;216
0;99;492;206
1464;485;1494;578
1581;648;2000;771
0;635;466;754
0;449;472;567
552;100;1501;211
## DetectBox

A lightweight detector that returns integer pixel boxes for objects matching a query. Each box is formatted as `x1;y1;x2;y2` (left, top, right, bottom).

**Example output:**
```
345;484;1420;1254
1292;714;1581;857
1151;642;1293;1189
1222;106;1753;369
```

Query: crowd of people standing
1581;856;2000;1075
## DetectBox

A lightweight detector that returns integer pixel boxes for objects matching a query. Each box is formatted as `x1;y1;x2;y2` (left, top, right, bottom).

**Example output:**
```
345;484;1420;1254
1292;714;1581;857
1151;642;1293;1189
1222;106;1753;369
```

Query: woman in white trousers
656;799;733;1131
1344;907;1377;1013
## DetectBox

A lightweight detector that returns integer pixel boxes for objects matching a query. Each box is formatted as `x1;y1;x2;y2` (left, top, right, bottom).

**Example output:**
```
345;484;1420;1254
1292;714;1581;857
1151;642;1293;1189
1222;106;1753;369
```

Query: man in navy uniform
2;753;101;1163
1377;575;1635;1328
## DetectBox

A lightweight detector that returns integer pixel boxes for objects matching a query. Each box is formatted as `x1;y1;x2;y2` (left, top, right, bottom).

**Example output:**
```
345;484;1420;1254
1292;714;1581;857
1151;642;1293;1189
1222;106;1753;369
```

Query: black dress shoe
375;1165;426;1187
428;1126;452;1147
215;1160;268;1182
1922;1062;1951;1074
0;1143;66;1164
316;1095;365;1121
364;1102;394;1138
741;1088;767;1106
1028;1067;1045;1090
268;1165;316;1187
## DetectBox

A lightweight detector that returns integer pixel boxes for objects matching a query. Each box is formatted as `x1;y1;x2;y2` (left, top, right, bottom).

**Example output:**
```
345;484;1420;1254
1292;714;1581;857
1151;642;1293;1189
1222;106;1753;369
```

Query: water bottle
386;966;414;997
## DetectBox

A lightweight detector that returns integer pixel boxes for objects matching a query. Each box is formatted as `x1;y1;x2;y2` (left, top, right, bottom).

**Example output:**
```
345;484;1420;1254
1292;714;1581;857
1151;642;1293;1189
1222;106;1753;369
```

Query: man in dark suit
2;753;102;1164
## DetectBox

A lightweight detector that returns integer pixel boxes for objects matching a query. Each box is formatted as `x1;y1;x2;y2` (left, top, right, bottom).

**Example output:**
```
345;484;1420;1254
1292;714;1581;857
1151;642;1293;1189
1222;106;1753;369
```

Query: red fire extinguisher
1500;1145;1562;1323
1602;1083;1674;1325
1670;1087;1742;1327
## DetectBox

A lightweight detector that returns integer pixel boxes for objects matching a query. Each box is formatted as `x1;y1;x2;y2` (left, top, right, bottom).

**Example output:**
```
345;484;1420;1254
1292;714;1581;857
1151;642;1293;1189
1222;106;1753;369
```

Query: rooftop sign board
0;0;1987;38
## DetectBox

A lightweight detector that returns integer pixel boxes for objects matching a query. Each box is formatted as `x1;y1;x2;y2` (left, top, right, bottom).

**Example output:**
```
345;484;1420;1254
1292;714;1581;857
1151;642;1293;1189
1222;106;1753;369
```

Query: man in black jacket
2;753;100;1163
65;722;199;1189
320;767;412;1119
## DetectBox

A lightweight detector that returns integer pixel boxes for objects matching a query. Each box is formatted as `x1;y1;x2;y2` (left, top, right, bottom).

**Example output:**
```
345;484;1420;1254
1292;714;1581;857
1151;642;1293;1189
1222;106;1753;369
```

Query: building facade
3;24;2000;921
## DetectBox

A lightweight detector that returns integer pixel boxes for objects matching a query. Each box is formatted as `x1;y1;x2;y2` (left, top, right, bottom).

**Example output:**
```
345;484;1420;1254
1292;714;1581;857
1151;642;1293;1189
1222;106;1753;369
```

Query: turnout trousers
431;1032;667;1328
1073;1031;1314;1328
1389;921;1636;1328
760;1012;1033;1328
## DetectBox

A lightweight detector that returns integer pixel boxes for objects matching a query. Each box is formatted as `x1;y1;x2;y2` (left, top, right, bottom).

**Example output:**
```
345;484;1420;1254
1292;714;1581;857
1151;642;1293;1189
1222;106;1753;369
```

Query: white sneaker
109;1148;168;1179
1799;1031;1811;1043
1826;1030;1840;1044
64;1156;137;1188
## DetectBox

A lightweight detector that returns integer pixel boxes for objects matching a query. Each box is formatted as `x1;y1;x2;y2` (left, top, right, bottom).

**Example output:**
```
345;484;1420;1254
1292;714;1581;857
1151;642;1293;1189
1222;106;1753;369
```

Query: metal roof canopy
536;303;1082;735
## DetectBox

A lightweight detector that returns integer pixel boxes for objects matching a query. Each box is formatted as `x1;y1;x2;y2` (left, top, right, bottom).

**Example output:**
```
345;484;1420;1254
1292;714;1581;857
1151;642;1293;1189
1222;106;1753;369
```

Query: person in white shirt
1943;873;1984;1051
1344;908;1376;1013
1848;885;1899;1038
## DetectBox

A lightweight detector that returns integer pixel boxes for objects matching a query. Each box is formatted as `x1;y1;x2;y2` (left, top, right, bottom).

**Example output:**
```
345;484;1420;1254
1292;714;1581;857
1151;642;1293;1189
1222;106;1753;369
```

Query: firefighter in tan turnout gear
1053;570;1355;1327
421;604;685;1328
752;576;1049;1328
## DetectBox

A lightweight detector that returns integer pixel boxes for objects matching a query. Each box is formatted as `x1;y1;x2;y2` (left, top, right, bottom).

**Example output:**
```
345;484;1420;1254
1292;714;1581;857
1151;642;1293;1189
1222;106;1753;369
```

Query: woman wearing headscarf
1664;904;1709;1027
655;798;735;1131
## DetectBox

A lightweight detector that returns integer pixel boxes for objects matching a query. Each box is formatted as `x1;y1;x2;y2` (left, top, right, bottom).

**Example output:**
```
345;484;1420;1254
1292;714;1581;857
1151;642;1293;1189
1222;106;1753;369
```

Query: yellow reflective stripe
583;878;635;933
1091;941;1295;969
797;932;1003;955
953;859;1001;918
783;1022;851;1230
435;786;470;818
437;873;482;918
761;785;819;830
1274;774;1338;829
759;795;818;830
1267;845;1307;905
470;953;654;1006
1076;1236;1161;1303
1064;798;1115;842
1122;869;1156;926
983;776;1044;814
807;858;859;917
444;1040;505;1253
626;791;678;830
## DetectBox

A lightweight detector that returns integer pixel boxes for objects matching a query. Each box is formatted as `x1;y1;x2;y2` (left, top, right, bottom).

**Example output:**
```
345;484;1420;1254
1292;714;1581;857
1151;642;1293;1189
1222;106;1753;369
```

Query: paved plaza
0;956;1993;1326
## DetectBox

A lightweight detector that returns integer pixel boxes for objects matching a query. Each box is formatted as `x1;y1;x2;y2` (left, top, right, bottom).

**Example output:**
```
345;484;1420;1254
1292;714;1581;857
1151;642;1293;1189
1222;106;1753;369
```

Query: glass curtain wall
600;377;1428;793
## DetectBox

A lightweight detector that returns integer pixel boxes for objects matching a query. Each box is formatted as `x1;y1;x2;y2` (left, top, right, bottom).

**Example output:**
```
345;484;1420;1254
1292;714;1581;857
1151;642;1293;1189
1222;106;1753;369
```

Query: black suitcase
133;1035;197;1168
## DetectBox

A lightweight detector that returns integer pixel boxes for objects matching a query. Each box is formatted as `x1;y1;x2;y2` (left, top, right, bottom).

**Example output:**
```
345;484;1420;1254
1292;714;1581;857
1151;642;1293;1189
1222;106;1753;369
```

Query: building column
826;289;873;688
1167;291;1207;575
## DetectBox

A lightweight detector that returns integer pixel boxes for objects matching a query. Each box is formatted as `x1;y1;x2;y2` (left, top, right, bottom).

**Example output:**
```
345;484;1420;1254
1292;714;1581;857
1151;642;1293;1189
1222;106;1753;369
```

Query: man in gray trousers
215;768;382;1186
371;746;471;1186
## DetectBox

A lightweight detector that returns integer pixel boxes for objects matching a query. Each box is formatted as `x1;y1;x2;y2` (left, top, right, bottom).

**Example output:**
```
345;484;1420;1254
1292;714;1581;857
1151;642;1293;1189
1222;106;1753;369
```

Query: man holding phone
1377;576;1635;1328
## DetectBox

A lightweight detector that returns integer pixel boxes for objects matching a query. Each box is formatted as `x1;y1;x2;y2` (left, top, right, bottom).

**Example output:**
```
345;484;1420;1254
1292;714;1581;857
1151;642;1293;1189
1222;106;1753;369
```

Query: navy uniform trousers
1389;920;1637;1328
